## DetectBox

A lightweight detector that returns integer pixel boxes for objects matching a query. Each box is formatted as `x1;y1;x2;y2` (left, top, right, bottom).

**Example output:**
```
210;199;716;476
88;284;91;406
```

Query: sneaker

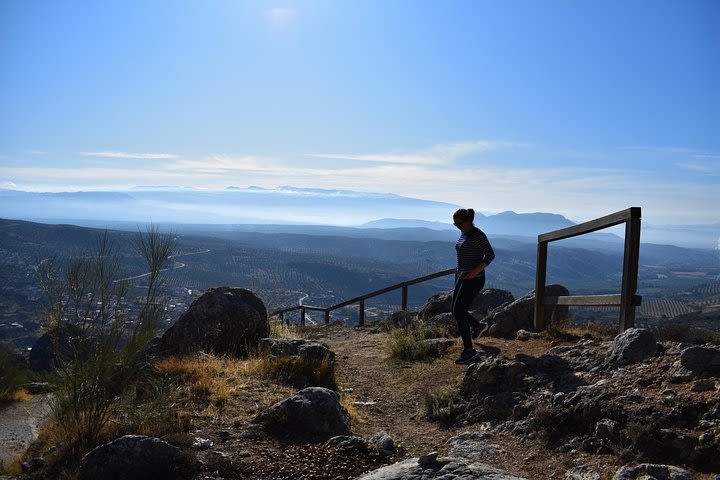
455;349;481;365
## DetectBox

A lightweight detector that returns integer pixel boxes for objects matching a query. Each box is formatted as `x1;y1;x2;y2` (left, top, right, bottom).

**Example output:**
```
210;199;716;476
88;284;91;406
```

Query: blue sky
1;1;718;224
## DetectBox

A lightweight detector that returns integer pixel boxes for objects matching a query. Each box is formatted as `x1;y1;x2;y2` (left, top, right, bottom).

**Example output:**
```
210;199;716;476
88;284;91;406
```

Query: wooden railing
534;207;642;332
271;268;456;326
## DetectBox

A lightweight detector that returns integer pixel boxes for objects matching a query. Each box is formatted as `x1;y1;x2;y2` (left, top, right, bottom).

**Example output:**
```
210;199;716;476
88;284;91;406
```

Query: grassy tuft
385;324;452;361
423;389;462;425
257;354;336;389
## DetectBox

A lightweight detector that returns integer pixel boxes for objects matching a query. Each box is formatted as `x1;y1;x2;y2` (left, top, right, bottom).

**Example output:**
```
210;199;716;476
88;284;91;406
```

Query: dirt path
0;395;51;468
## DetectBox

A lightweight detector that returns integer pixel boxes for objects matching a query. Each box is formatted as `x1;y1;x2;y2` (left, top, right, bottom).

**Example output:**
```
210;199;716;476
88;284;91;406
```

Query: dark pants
452;273;485;350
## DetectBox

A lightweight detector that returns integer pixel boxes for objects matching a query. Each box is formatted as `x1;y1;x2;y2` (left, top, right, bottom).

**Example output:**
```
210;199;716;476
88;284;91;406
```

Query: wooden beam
538;207;640;243
401;285;408;311
358;298;365;326
300;307;306;326
543;294;642;306
620;213;642;331
324;310;330;324
534;241;548;331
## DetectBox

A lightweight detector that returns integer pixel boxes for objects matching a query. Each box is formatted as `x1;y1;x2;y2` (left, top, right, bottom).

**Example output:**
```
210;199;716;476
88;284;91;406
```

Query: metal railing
271;268;456;326
533;207;642;332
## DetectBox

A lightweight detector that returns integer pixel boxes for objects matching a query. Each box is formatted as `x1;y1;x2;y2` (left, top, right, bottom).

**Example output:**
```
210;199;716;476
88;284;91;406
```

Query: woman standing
451;208;495;365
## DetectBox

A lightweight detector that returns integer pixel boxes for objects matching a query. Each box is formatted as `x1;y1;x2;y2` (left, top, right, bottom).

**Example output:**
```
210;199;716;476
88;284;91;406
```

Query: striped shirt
455;227;495;273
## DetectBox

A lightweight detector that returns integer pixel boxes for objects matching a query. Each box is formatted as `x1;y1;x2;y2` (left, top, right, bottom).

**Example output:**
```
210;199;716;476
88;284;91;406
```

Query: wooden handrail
271;268;456;326
534;207;642;332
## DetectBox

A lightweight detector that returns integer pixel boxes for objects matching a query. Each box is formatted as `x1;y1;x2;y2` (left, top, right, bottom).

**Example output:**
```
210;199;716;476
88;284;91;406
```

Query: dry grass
339;393;363;429
384;324;452;361
0;388;31;403
256;354;336;389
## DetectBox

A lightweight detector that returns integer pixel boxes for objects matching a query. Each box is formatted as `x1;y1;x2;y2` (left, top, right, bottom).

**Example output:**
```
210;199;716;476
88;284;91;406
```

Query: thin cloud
80;151;180;159
674;162;715;174
305;141;507;165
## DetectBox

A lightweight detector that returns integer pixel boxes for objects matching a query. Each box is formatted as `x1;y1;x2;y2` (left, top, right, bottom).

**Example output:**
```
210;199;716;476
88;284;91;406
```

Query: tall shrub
37;226;175;458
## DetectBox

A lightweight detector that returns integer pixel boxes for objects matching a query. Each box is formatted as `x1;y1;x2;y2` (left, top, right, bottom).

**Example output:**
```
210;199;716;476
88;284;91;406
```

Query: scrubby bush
36;226;176;462
0;342;31;402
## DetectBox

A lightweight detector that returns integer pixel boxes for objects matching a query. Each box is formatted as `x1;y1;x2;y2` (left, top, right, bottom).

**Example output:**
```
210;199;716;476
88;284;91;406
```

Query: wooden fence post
300;307;306;326
324;309;330;324
401;285;408;311
620;211;641;331
358;299;365;326
534;241;548;331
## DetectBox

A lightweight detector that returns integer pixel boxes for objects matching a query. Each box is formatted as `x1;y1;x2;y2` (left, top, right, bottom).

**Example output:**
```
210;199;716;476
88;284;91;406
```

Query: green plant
37;226;175;462
259;354;336;389
385;324;452;361
423;389;462;425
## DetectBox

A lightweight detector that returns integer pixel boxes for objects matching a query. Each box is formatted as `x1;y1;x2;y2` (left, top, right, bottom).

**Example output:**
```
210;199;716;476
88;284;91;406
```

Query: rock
418;451;439;467
21;382;55;394
251;387;350;439
605;328;657;367
28;323;84;371
78;435;182;480
161;287;268;356
460;356;527;398
325;435;368;451
419;288;514;321
424;313;460;336
680;346;720;376
408;338;455;357
516;329;540;341
191;437;213;450
355;456;527;480
483;285;569;338
691;379;717;392
565;464;600;480
612;463;689;480
447;432;504;460
370;430;396;455
260;338;335;365
386;310;416;327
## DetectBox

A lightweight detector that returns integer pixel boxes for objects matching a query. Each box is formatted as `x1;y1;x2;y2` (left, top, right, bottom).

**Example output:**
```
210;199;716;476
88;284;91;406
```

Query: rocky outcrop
385;310;416;328
419;288;515;321
28;324;84;371
612;463;689;480
480;285;569;338
424;313;460;336
260;338;335;365
670;345;720;382
251;387;351;440
325;435;368;451
604;328;658;367
161;287;268;356
370;431;396;455
355;450;527;480
78;435;183;480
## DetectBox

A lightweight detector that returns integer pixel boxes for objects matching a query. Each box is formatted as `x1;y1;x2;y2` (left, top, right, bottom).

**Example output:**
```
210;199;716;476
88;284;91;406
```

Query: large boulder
418;288;515;321
251;387;351;440
78;435;183;480
459;356;527;398
679;346;720;376
161;287;268;356
482;285;569;338
29;324;85;371
604;328;657;367
385;310;416;328
424;313;459;336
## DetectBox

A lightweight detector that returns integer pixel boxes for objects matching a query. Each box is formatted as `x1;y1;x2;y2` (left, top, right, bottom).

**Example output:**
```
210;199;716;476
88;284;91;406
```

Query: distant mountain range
1;186;717;248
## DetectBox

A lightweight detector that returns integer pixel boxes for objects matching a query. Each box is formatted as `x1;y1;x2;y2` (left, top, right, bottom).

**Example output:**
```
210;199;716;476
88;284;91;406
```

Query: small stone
192;437;213;450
